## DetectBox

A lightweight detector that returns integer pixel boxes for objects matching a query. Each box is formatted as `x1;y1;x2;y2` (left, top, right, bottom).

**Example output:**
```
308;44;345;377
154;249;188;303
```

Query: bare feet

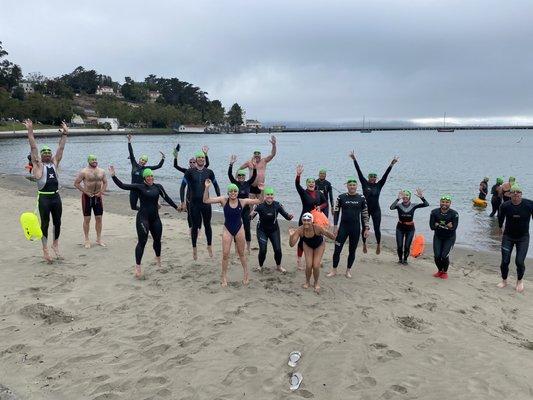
84;240;91;249
326;269;337;277
134;265;143;279
276;265;287;273
314;284;320;294
193;247;198;261
207;246;213;258
497;280;508;288
42;248;53;264
243;274;250;285
376;244;381;255
96;239;106;247
155;256;162;268
516;281;524;293
221;276;228;287
363;243;368;254
254;266;263;272
345;270;352;278
297;258;304;271
51;243;61;259
302;282;310;289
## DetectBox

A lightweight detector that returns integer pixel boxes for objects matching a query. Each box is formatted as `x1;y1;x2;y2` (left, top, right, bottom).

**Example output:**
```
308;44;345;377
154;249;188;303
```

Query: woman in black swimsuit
289;212;336;293
203;179;263;287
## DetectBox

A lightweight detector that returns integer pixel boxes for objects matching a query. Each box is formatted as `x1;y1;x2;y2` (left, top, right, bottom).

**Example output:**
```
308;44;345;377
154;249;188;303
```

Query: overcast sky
2;0;533;123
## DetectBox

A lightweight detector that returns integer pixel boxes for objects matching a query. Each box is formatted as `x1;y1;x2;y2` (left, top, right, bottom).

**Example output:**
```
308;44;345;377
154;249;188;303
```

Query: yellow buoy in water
472;198;488;208
20;212;42;241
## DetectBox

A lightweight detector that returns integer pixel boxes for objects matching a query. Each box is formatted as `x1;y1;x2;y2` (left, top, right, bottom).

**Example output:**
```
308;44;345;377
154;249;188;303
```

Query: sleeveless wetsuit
301;225;324;249
228;164;257;242
37;163;62;245
224;199;243;236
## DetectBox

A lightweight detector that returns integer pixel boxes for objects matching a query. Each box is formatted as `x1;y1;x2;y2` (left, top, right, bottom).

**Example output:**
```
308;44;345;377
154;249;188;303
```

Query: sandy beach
1;173;532;400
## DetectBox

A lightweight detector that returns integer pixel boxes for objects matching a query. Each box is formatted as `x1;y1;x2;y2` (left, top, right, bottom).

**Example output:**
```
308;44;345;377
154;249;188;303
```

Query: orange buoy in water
311;209;330;227
411;234;425;258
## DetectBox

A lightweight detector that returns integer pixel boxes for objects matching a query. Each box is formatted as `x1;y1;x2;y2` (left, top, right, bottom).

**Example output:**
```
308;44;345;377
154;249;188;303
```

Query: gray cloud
2;0;532;122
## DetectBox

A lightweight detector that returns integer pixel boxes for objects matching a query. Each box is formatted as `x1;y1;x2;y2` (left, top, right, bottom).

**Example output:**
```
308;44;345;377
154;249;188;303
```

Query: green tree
61;66;99;94
0;42;23;90
11;85;25;101
206;100;225;125
227;103;243;131
121;77;148;102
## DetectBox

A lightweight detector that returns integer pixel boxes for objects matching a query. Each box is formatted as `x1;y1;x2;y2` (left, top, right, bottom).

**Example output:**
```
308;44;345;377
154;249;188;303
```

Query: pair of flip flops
288;351;302;391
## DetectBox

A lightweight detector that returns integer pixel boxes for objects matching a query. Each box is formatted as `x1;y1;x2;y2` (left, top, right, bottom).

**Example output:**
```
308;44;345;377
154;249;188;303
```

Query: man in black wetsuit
430;194;459;280
315;169;334;218
127;133;165;210
328;177;370;278
489;177;504;217
251;187;293;272
497;184;533;293
350;150;398;255
181;151;221;260
110;166;179;279
478;177;489;200
228;155;257;254
24;119;68;263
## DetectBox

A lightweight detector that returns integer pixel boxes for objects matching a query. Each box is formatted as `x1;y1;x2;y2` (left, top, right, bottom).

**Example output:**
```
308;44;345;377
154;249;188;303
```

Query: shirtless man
24;119;68;263
74;155;108;248
238;135;277;197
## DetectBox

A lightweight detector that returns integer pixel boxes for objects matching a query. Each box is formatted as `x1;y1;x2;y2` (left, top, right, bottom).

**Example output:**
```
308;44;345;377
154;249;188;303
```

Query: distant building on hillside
97;117;119;130
71;114;84;125
95;86;115;96
175;124;206;133
245;119;262;129
19;82;35;94
148;91;161;103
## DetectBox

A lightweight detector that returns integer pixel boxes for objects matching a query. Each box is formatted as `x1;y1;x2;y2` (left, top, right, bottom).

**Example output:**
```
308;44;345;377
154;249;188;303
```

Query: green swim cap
227;183;239;193
142;168;154;179
440;194;452;201
253;149;261;154
510;184;522;193
346;176;357;184
403;189;412;197
509;176;516;183
237;170;246;176
87;154;97;163
140;155;148;162
496;177;504;184
306;177;315;184
195;151;205;158
319;169;327;174
368;172;377;178
264;187;275;195
40;145;52;153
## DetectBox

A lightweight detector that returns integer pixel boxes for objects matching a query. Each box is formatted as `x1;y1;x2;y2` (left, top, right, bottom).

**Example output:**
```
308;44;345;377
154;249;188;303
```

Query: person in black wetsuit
350;150;399;255
127;133;165;210
497;184;533;293
295;164;328;270
390;188;429;264
228;155;257;254
489;177;504;217
203;180;263;287
109;166;178;279
250;187;293;273
289;212;336;294
315;169;334;217
181;151;221;260
24;119;68;263
430;194;459;279
174;145;210;233
328;177;370;279
478;177;489;200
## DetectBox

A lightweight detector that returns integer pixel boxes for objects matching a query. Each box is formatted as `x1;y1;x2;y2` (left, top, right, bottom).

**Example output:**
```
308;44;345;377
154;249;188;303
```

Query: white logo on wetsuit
49;173;55;179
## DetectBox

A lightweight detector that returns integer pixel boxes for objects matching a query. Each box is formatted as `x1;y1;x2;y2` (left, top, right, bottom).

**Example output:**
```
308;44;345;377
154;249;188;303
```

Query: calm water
1;130;531;254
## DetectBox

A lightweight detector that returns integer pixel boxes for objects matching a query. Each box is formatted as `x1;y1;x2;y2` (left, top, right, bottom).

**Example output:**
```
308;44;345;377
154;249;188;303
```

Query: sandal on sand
290;372;303;391
288;351;301;367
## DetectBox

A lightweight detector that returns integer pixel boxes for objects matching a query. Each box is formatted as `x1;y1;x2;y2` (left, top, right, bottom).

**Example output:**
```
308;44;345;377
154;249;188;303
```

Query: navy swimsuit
224;199;243;236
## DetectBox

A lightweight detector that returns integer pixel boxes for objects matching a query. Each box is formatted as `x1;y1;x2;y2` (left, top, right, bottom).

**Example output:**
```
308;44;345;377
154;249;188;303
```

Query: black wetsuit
498;199;533;281
353;159;393;245
478;181;488;200
112;175;178;264
228;164;257;243
253;201;292;267
174;155;209;229
37;163;62;245
390;197;429;262
315;178;334;217
490;184;502;217
333;193;369;269
181;167;220;247
430;208;459;272
128;143;164;210
295;175;327;256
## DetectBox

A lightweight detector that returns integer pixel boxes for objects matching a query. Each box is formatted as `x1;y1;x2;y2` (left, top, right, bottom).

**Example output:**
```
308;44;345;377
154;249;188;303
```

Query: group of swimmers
24;120;532;293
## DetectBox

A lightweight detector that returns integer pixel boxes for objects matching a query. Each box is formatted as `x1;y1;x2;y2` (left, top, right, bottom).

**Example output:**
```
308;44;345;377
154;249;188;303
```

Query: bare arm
24;120;41;177
74;171;87;194
203;181;225;205
99;172;108;195
317;225;337;240
289;226;303;247
54;121;68;165
264;135;277;162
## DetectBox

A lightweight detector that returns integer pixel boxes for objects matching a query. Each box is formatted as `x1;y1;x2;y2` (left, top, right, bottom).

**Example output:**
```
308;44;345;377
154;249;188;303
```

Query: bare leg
83;216;91;248
235;228;249;285
95;215;105;246
297;257;304;271
51;239;61;259
221;228;233;287
42;245;53;263
312;244;326;293
302;244;314;289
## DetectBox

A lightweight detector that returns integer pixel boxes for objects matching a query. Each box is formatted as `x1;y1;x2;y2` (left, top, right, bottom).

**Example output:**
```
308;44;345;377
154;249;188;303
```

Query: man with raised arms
74;155;108;248
24;119;69;263
238;135;277;196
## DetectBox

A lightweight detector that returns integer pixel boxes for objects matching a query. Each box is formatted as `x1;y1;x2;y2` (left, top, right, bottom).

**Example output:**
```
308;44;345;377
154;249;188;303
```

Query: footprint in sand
221;366;258;386
347;376;377;391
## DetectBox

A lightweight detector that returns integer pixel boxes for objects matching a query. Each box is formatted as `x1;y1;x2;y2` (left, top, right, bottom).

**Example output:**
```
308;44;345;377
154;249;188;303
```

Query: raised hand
296;164;304;176
205;179;212;188
270;135;276;145
415;188;424;198
258;182;265;191
229;154;237;164
59;121;69;135
288;214;294;220
349;150;356;160
288;228;297;236
202;145;209;154
391;156;399;165
23;119;33;130
108;166;116;176
398;190;404;199
127;133;132;142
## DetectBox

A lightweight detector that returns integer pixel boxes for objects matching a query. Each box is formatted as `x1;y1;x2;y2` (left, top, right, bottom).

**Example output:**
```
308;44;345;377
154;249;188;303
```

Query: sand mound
19;303;75;324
